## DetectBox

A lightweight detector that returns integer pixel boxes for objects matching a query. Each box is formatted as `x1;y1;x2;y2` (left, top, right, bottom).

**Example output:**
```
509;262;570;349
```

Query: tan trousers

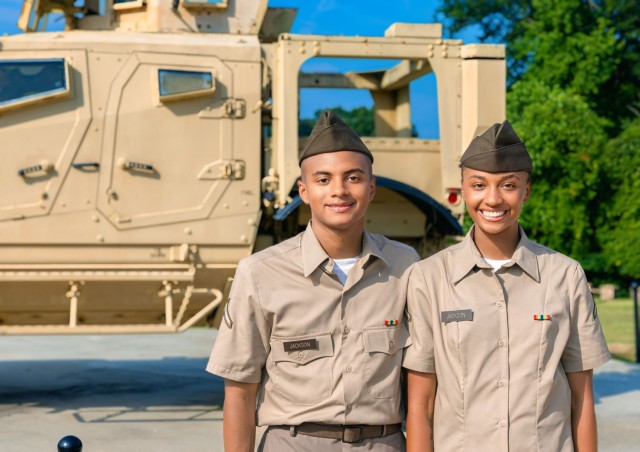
258;427;406;452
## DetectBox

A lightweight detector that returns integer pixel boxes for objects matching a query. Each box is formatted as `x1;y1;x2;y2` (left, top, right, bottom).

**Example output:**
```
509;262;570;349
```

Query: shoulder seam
242;241;301;267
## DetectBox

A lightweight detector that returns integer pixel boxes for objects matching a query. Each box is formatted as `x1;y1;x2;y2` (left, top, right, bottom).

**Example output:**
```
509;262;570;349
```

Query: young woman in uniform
403;121;610;452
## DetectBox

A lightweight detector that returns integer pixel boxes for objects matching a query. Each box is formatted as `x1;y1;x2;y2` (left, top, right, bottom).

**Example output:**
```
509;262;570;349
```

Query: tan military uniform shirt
207;223;419;427
403;226;610;451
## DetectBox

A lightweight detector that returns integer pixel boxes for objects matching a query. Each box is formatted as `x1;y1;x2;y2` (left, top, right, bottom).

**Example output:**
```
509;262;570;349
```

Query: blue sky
0;0;481;138
271;0;444;137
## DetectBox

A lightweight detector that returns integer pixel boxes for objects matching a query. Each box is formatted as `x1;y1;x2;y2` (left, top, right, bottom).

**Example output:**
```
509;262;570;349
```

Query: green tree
299;106;375;137
299;106;418;137
439;0;638;131
598;118;640;279
440;0;640;129
509;80;610;272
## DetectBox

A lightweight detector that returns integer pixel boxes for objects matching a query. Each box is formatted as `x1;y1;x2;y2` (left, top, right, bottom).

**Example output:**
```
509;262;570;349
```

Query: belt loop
382;424;387;436
289;426;297;437
342;426;363;443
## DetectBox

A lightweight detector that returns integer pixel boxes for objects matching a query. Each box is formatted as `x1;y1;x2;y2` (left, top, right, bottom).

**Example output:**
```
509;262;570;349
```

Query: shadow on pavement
593;360;640;404
0;357;225;420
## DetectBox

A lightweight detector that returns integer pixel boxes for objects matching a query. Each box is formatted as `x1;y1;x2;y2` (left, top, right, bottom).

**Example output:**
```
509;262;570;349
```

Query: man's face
298;151;375;234
461;168;530;238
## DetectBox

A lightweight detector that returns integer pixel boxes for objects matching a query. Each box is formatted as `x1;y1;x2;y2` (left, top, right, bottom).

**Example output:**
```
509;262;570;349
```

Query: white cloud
301;59;341;72
291;17;319;35
315;0;336;14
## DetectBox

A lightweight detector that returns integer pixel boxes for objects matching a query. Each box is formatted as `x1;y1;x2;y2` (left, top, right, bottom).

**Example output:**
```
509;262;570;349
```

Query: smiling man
403;121;610;452
207;110;419;451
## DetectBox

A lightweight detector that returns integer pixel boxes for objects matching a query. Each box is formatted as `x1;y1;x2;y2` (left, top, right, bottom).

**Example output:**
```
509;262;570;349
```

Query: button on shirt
207;223;419;426
403;226;610;452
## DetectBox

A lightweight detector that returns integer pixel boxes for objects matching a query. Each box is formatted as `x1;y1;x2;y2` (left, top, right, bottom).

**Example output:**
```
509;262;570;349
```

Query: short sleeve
206;261;271;383
561;264;611;372
402;262;436;373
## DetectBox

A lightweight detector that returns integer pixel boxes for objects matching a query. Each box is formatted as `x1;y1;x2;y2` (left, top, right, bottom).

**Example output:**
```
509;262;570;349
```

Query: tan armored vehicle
0;0;505;334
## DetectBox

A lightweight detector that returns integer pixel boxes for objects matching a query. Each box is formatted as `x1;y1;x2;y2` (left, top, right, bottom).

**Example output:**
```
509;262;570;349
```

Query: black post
57;435;82;452
632;281;639;364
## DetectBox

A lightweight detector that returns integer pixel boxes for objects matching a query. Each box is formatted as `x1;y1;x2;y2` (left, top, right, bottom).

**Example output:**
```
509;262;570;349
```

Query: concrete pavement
0;330;224;452
593;358;640;451
1;329;639;451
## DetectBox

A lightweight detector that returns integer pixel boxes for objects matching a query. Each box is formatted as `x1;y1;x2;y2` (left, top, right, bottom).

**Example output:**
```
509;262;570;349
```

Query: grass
596;297;639;362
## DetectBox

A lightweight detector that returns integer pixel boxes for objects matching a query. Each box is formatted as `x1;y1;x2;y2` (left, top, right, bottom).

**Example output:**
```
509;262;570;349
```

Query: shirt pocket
270;332;334;405
363;325;411;399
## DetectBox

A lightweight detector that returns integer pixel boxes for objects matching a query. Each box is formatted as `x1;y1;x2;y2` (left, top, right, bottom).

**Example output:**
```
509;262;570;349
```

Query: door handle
17;160;53;177
72;162;100;170
117;158;154;173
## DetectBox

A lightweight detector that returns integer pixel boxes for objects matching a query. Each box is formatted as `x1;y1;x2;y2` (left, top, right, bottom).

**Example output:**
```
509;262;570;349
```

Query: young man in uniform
207;110;420;451
403;121;610;452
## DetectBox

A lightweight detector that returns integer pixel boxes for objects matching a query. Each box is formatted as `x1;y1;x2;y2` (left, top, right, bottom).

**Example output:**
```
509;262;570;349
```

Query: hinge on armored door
222;160;245;179
223;99;246;118
197;159;245;180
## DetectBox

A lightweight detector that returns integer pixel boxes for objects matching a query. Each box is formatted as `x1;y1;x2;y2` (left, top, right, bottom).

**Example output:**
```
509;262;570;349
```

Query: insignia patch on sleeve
588;292;598;319
223;298;233;329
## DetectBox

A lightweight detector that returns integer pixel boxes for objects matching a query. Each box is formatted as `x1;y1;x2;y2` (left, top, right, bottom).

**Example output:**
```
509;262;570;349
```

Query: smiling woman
461;170;530;258
458;121;532;259
404;120;611;452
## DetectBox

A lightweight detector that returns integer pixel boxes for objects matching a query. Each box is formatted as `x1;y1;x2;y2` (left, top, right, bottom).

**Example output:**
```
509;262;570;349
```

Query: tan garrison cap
299;110;373;165
460;120;532;172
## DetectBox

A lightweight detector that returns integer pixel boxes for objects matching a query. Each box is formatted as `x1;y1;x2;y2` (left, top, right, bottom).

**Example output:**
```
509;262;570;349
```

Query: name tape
283;339;318;352
441;309;474;323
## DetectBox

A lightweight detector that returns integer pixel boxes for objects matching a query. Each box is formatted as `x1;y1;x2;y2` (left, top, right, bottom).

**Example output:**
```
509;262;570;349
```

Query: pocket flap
363;325;411;355
271;332;333;365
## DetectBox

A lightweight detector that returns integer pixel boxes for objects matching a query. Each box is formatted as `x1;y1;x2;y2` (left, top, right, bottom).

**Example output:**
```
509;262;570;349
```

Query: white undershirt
333;257;359;284
483;257;510;271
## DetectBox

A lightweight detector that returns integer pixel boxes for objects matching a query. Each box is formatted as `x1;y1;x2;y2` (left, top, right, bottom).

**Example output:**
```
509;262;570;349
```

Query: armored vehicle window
113;0;143;5
183;0;228;9
113;0;145;11
0;59;69;111
158;69;215;101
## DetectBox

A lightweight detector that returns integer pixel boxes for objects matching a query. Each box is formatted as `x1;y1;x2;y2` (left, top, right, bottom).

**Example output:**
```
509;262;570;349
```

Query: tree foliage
299;106;375;137
299;106;418;138
598;118;640;278
440;0;640;282
440;0;638;128
509;80;610;272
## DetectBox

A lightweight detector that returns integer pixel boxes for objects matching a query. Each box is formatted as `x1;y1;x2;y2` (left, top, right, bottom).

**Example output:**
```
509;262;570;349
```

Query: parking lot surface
1;329;638;451
0;330;224;452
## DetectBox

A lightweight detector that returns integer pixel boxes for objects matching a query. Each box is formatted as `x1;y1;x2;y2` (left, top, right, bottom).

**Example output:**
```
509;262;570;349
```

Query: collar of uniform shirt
449;225;540;285
300;222;388;278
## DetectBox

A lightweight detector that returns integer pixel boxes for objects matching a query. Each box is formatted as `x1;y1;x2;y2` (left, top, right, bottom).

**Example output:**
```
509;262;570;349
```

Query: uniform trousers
258;427;405;452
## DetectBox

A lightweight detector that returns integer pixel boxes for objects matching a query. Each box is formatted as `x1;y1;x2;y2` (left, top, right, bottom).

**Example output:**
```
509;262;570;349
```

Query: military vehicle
0;0;505;334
